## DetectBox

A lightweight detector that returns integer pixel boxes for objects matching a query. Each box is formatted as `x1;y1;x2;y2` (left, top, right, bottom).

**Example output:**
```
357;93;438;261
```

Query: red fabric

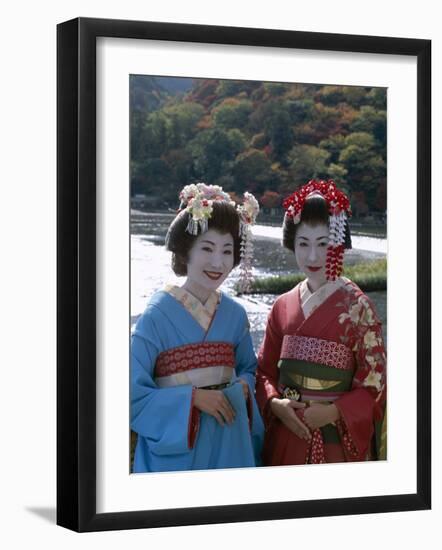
246;390;253;432
309;429;326;464
257;281;386;465
298;409;326;464
336;419;360;460
155;342;235;377
187;387;200;449
281;334;354;370
335;388;375;460
262;417;346;465
256;288;303;427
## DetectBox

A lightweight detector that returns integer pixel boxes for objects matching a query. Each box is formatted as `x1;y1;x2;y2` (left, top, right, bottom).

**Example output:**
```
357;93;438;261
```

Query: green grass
245;258;387;294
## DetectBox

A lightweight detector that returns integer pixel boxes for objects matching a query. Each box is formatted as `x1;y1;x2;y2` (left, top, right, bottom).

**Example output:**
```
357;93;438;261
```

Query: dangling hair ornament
283;179;351;281
178;183;259;292
237;192;260;293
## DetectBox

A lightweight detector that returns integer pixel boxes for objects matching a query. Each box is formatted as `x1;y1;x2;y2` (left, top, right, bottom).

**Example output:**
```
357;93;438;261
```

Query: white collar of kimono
164;284;220;332
299;276;349;320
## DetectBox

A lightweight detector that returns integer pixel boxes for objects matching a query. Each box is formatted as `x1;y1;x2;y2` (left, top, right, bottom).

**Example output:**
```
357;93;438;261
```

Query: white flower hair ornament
178;183;259;293
179;183;234;235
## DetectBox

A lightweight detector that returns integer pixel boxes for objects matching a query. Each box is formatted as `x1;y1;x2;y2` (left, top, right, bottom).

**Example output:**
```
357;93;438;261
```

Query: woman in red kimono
256;180;386;465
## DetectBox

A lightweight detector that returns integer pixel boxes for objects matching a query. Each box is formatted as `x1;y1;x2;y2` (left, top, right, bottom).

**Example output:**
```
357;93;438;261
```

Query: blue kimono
131;285;264;473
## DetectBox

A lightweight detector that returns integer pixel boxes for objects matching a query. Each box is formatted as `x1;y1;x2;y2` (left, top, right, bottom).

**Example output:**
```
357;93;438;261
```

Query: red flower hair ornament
283;179;352;281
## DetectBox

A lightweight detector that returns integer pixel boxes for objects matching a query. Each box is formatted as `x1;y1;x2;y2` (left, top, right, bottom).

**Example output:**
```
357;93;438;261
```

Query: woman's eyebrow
200;240;215;245
296;235;328;240
223;242;233;247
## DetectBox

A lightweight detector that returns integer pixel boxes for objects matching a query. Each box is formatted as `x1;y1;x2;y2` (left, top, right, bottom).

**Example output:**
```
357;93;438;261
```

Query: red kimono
256;277;386;465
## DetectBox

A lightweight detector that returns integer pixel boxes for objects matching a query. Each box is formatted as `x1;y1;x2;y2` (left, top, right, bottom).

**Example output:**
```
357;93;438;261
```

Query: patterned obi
278;335;355;444
154;342;235;389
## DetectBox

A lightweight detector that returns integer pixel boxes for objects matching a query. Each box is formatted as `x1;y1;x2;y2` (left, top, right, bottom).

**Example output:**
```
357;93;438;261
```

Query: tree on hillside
213;99;253;130
327;162;348;189
215;80;244;98
319;134;346;164
186;79;219;108
142;111;172;158
349;105;386;151
339;86;369;108
188;128;239;183
163;102;205;148
316;85;347;106
339;132;386;210
351;190;369;217
263;82;288;97
366;87;387;110
131;157;174;200
130;75;168;113
310;102;344;140
231;149;272;193
286;98;315;126
131;110;148;162
250;132;268;149
215;80;260;99
163;149;194;188
226;129;247;154
260;190;282;209
287;144;330;184
253;101;294;161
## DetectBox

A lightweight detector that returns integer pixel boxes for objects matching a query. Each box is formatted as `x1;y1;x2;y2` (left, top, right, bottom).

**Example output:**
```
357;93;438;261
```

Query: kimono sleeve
131;306;199;455
232;306;264;456
233;308;258;391
335;294;387;460
256;305;283;424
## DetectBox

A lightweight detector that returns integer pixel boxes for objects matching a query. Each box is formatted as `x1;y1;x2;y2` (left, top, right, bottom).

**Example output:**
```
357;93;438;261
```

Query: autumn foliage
131;76;386;213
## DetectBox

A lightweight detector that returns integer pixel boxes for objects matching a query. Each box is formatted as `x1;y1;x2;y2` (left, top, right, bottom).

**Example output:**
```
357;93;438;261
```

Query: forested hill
130;77;386;215
130;76;194;112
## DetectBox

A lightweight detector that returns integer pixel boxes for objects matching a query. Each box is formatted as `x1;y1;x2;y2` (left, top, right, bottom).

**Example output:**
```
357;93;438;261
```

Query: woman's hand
270;398;311;441
237;378;249;399
303;403;340;430
193;389;236;426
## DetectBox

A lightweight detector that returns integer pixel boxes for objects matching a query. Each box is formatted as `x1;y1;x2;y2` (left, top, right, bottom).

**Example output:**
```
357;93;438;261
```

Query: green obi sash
278;335;355;444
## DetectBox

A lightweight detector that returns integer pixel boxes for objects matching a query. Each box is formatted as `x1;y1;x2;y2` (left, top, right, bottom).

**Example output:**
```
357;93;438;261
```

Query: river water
131;211;387;349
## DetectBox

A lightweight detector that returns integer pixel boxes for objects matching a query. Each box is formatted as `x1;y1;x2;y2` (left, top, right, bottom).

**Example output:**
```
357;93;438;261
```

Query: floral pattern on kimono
256;277;386;465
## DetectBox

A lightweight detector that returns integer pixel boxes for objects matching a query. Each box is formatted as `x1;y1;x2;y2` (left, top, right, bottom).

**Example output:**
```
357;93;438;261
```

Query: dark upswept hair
282;194;352;252
165;201;241;276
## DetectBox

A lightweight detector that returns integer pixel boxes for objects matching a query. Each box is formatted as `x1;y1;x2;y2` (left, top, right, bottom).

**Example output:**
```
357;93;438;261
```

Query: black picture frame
57;17;431;532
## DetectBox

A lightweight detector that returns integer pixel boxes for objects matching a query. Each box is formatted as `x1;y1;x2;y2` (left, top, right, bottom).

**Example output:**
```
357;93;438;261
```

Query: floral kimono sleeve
351;295;387;417
335;294;387;460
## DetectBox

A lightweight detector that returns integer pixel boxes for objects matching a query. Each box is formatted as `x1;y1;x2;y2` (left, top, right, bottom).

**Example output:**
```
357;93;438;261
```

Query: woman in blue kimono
131;184;264;473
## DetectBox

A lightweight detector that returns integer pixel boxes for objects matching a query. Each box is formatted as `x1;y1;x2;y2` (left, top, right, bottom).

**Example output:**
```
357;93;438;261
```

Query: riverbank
246;258;387;294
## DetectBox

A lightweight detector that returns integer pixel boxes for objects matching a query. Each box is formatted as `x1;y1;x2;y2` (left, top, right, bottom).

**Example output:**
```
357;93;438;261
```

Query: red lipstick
204;271;223;280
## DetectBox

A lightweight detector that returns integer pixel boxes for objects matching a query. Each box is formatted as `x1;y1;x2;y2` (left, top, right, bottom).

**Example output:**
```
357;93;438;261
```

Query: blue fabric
131;291;264;473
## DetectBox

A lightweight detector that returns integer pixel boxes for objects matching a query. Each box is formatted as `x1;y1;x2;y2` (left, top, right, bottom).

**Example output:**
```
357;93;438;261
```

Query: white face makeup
185;229;235;297
294;222;330;290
